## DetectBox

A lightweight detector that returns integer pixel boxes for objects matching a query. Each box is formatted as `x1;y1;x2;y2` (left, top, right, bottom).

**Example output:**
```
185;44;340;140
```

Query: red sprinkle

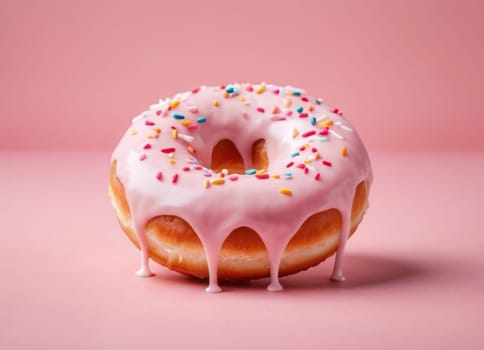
273;89;280;95
299;145;306;151
188;124;198;131
319;128;329;135
311;147;318;153
140;154;147;161
143;144;152;149
296;164;306;169
192;87;200;94
314;172;321;180
172;174;179;184
256;173;270;179
156;172;163;181
301;97;309;102
194;165;203;170
286;161;294;168
299;112;309;118
182;166;190;172
229;174;239;181
322;160;332;167
256;107;265;113
156;110;162;116
304;167;309;174
302;130;316;138
246;85;254;92
145;120;155;126
161;147;176;153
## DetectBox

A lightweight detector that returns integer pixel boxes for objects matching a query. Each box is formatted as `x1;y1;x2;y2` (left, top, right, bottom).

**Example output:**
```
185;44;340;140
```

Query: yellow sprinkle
181;120;192;127
304;143;310;149
283;99;292;107
153;127;161;134
147;134;155;139
172;129;178;139
238;96;246;102
255;169;266;175
131;130;138;136
272;173;280;179
304;159;312;164
285;90;292;96
322;120;334;128
170;99;180;108
341;146;348;156
279;188;292;196
255;82;266;94
292;129;299;139
169;158;176;165
210;178;225;185
213;100;219;107
204;178;210;189
188;146;196;154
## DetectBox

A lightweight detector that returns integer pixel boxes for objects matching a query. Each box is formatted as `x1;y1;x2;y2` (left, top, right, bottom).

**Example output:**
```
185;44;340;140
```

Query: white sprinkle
222;168;229;176
329;129;344;139
335;121;353;132
178;133;194;142
131;113;146;124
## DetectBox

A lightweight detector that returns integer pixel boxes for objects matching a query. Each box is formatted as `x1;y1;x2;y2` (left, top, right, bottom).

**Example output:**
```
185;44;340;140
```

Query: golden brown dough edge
109;160;369;280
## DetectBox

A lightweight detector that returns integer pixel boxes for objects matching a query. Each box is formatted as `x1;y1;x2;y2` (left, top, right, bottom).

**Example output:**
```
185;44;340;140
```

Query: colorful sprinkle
311;116;316;125
322;160;332;166
245;169;257;175
197;116;207;123
256;173;270;179
161;147;176;153
283;172;293;179
153;127;161;134
182;166;190;172
170;99;180;108
272;106;280;114
173;113;185;120
291;151;300;157
298;112;309;118
286;161;294;168
169;158;176;165
211;178;225;185
204;178;210;188
302;130;316;138
172;129;178;139
213;100;219;107
131;130;137;136
172;173;179;184
279;188;293;196
145;120;155;126
255;169;267;175
283;99;292;107
301;97;309;102
341;146;348;156
156;172;163;181
255;82;266;94
256;107;265;113
181;120;192;127
188;146;196;154
296;106;304;113
272;173;280;179
321;120;333;128
143;143;151;149
292;129;299;139
139;154;147;161
314;172;321;181
229;174;239;181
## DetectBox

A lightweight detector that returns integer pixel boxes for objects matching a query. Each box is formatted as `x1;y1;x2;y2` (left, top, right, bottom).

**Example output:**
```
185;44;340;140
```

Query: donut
109;83;372;292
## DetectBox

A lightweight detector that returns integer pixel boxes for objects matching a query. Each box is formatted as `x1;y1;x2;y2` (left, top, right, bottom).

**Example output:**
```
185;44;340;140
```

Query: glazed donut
109;83;372;292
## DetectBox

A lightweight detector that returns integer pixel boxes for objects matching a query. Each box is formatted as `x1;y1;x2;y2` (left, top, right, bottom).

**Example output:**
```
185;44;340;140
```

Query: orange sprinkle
292;129;299;139
213;100;219;107
181;120;192;127
279;188;292;196
210;178;225;185
307;104;314;111
321;120;334;128
188;146;196;154
223;92;229;98
169;158;176;165
283;99;292;107
204;178;210;189
153;127;161;134
341;146;348;156
146;134;155;139
272;106;280;114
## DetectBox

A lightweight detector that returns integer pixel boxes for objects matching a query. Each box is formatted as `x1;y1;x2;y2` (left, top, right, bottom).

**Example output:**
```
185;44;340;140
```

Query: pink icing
111;83;372;292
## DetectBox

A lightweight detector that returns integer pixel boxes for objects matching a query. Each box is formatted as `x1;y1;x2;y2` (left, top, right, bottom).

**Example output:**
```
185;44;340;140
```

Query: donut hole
210;138;269;174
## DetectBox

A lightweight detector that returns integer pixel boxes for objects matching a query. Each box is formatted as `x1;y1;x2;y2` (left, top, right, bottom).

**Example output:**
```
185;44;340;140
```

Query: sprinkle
304;167;309;174
246;85;254;92
329;129;344;139
283;172;293;179
341;146;348;156
279;188;292;196
221;168;229;176
321;120;333;128
146;135;155;139
311;147;318;153
256;173;270;179
298;112;309;118
283;99;292;107
225;86;234;93
245;169;257;175
197;116;207;123
173;113;185;120
256;107;265;113
139;154;147;161
308;104;315;112
338;124;353;132
296;164;306;169
255;169;267;175
299;145;306;151
204;178;210;188
301;97;309;102
292;90;302;96
272;173;280;179
172;129;178;139
187;105;199;113
213;100;219;107
319;128;329;135
182;166;190;172
145;120;155;126
188;124;198;131
210;178;225;185
286;161;294;168
143;143;151;149
311;116;316;126
272;106;280;114
302;130;316;138
188;146;196;154
255;82;266;94
181;120;192;127
316;98;323;105
292;129;299;139
194;165;202;170
172;173;179;184
178;133;194;142
153;127;161;134
131;130;137;136
170;100;180;108
271;115;286;121
296;106;304;113
319;137;328;142
291;151;300;157
314;172;321;181
169;158;176;165
229;174;239;181
156;110;162;116
156;172;163;181
322;160;332;166
273;89;280;95
161;147;176;153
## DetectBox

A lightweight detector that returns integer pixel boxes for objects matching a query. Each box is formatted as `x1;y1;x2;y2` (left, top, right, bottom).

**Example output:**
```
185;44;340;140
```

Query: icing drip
112;83;372;292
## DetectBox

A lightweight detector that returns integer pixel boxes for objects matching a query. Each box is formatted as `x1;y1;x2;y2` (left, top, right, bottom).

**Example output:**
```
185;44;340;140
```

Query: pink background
1;1;484;349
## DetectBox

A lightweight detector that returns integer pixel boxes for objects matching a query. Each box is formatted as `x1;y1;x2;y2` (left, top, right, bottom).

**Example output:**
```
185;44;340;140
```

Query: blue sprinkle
197;116;207;123
319;137;328;142
311;116;316;126
296;106;304;113
173;113;185;120
291;151;300;157
225;86;234;93
245;169;257;175
284;172;293;179
292;90;302;96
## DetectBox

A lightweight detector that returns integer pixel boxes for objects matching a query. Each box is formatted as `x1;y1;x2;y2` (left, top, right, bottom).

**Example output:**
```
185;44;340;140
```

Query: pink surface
1;151;483;349
1;0;484;151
